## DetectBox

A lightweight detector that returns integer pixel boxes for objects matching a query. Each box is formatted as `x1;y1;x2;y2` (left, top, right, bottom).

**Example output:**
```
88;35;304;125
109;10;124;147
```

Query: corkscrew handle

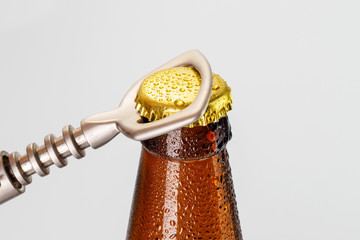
0;125;91;204
0;115;122;204
0;107;126;204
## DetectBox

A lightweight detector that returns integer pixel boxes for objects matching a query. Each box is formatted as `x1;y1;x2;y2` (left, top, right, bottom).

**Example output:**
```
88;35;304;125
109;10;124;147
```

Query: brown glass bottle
126;117;242;239
127;66;241;239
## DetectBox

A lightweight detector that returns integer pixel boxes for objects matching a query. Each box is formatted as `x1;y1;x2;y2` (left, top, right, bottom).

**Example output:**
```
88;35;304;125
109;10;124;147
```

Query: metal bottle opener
0;50;213;204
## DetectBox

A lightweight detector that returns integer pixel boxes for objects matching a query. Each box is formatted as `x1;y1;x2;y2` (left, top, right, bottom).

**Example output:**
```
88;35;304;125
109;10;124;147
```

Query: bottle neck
141;117;232;160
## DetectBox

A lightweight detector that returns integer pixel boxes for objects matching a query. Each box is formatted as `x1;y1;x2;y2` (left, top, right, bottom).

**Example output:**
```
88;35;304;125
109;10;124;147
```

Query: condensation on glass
127;67;242;239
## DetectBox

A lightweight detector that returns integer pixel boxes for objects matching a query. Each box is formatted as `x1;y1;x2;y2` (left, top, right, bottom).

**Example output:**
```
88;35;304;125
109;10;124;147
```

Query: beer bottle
127;67;242;239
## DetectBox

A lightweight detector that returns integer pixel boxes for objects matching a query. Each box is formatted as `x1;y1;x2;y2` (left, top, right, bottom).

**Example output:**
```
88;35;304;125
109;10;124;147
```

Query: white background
1;1;359;239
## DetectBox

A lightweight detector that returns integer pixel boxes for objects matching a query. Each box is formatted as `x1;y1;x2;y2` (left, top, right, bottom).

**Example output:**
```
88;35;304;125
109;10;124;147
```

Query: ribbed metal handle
0;125;90;204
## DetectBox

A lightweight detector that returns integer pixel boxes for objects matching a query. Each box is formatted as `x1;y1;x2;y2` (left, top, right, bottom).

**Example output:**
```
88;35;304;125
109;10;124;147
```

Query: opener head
81;50;213;148
118;49;213;140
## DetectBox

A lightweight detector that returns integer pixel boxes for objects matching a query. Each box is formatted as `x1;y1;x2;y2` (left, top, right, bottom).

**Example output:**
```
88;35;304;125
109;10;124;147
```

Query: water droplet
180;88;185;92
170;220;176;226
154;82;159;86
172;86;177;89
212;85;220;90
175;99;185;106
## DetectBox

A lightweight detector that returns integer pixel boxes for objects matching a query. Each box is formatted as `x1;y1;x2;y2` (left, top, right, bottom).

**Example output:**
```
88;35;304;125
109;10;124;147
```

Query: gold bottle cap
135;67;233;127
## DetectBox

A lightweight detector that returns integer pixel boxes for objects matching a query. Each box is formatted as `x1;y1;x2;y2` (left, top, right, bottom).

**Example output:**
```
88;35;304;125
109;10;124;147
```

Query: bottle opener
0;49;213;204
